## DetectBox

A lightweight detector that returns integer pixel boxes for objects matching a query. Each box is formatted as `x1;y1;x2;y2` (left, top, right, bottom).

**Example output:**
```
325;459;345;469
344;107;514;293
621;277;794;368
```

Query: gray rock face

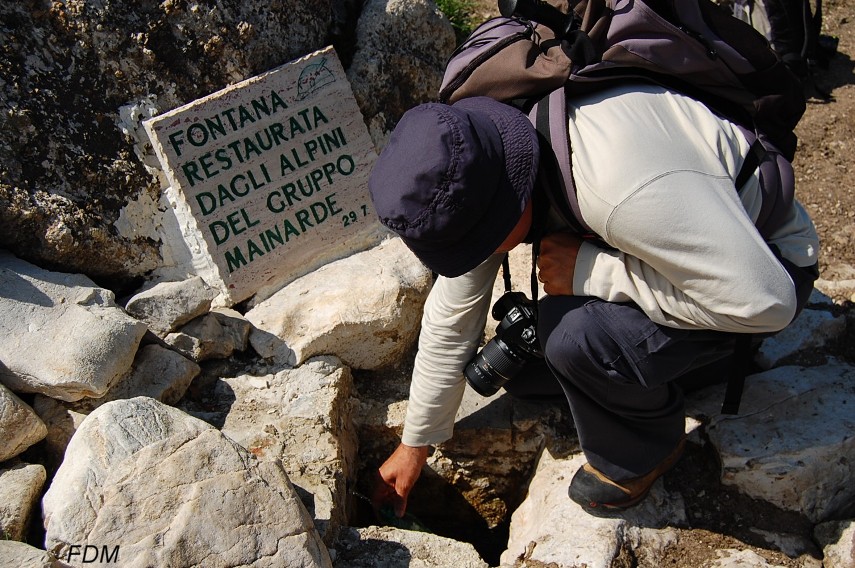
0;1;332;282
102;343;200;405
704;363;855;523
43;397;331;568
163;308;251;361
347;0;456;146
0;253;147;401
186;356;358;544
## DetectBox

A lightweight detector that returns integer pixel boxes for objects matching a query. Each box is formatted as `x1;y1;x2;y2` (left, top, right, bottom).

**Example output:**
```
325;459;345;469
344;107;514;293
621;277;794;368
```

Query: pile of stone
4;0;853;565
2;241;854;567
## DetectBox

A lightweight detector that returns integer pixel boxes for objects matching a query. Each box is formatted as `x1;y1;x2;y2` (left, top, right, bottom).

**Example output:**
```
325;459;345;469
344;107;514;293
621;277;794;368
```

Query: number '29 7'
343;204;369;227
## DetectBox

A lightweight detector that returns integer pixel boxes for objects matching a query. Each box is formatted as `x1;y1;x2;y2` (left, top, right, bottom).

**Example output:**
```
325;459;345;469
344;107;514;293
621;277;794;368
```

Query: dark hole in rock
349;456;514;566
350;360;577;566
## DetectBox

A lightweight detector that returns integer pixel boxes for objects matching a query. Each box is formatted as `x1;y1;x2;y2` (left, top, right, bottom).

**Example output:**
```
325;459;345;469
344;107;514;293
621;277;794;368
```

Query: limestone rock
347;0;457;146
709;548;797;567
192;356;358;544
0;383;47;462
333;525;489;568
703;363;855;523
756;306;846;367
246;237;431;369
814;277;855;304
0;252;147;401
100;343;200;405
124;276;216;334
42;397;212;545
814;519;855;568
43;397;331;567
501;450;687;568
0;540;58;568
0;462;46;542
29;344;199;473
31;394;88;478
164;308;251;361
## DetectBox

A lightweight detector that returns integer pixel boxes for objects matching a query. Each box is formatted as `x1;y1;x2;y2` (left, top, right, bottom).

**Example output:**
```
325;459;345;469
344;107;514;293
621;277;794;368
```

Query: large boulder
704;363;855;523
347;0;457;147
43;397;331;567
185;356;359;544
501;450;687;568
246;237;432;369
0;0;331;283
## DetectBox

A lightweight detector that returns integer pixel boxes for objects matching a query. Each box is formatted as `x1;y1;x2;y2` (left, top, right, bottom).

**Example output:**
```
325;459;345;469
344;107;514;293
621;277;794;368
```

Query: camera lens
463;338;528;397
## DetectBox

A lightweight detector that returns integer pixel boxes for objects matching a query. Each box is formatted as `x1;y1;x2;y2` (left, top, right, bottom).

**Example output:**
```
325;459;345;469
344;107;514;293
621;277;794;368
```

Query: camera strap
530;239;540;319
501;253;512;293
499;240;540;319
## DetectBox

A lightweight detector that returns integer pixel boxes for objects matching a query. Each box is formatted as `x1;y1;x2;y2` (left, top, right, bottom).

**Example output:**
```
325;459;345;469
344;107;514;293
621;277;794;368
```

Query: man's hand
372;443;429;518
537;232;583;295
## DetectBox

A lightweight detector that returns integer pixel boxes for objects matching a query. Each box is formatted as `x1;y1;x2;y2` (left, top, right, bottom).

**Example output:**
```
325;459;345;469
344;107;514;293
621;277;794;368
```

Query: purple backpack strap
734;126;795;239
528;87;593;234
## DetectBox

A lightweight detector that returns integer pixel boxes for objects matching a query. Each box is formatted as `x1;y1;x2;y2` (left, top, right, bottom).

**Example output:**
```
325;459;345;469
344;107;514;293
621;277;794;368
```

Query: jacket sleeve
573;170;814;333
401;254;502;447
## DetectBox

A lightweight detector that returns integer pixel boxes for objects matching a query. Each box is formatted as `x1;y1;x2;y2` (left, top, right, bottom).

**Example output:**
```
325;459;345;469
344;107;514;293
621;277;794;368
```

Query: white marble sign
144;47;380;303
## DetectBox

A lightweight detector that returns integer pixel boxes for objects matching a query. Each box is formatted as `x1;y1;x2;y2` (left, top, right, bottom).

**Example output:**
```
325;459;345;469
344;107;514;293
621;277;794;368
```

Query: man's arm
401;255;503;446
372;254;502;514
574;171;810;333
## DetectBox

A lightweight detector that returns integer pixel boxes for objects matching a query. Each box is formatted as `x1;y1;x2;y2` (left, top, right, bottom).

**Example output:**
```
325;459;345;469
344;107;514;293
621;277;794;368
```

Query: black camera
464;291;543;397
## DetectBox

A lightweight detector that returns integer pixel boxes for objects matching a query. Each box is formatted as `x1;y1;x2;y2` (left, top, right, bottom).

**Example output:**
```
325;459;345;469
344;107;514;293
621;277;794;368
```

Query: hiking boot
568;436;686;513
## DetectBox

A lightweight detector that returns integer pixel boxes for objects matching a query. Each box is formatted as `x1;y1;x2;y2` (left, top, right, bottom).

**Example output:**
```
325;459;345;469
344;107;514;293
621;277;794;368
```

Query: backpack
730;0;825;77
438;0;805;238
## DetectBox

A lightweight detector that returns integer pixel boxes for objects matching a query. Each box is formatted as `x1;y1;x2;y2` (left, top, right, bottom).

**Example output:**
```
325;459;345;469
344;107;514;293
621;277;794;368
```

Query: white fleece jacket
401;84;819;447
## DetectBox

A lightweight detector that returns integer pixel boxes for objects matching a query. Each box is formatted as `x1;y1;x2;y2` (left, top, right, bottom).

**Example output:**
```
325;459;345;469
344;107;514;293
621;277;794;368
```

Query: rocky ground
2;1;852;566
795;0;855;288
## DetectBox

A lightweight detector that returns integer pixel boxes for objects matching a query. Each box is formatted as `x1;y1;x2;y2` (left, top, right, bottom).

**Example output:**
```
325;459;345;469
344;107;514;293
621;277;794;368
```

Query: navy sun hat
368;96;540;278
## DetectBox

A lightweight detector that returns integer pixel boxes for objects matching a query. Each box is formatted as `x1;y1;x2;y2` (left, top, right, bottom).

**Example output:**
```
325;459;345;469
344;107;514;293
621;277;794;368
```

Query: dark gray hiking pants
504;257;817;482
